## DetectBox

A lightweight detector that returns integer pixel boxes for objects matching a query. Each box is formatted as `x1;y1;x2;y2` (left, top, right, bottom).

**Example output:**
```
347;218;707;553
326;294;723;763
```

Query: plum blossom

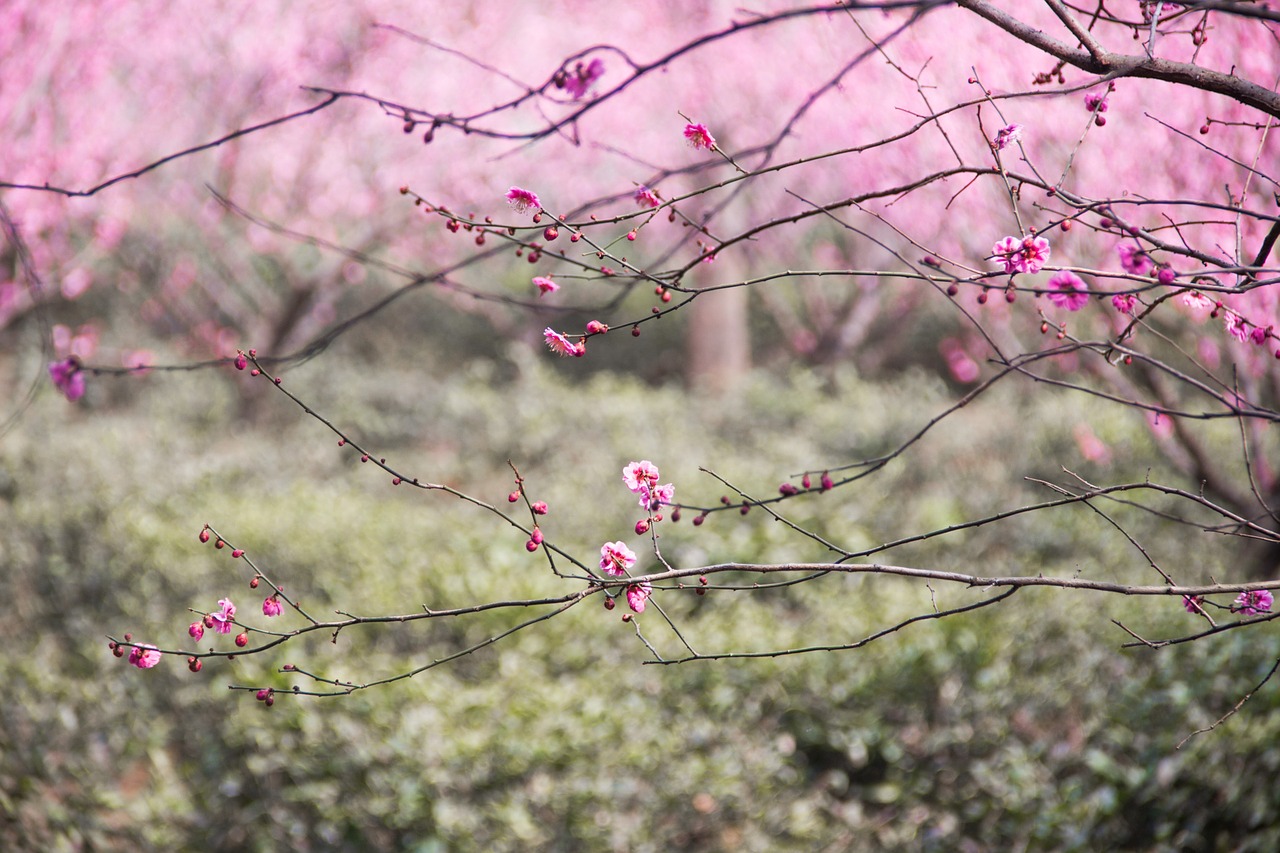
1233;589;1273;615
1017;235;1051;274
1117;243;1154;276
563;57;605;99
600;541;638;577
209;598;236;634
128;644;162;669
634;186;661;208
1250;325;1270;346
639;482;675;511
1182;595;1205;614
263;596;283;617
48;357;86;401
533;276;559;296
626;583;652;613
1112;293;1137;314
1046;271;1089;311
683;122;716;151
188;621;205;641
544;327;585;357
623;460;660;493
993;123;1023;151
1180;290;1214;312
992;235;1050;275
506;186;541;215
1084;92;1109;113
1225;312;1251;343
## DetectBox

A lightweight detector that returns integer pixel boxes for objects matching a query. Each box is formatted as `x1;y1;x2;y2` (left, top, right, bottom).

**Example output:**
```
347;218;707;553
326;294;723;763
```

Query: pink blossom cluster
1182;589;1273;617
623;459;675;512
991;235;1050;275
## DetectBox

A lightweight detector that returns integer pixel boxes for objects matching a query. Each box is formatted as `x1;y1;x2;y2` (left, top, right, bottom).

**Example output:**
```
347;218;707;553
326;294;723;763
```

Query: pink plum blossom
634;186;661;208
1182;595;1205;614
128;644;162;669
533;276;559;296
600;541;638;577
992;123;1023;151
1084;92;1109;113
1017;235;1051;274
48;357;86;401
1233;589;1273;615
623;460;660;493
543;327;585;357
1112;293;1137;314
991;236;1022;274
188;622;205;641
563;57;604;99
639;482;675;511
506;186;541;214
209;598;236;634
1117;243;1154;276
626;583;652;613
1180;291;1214;311
263;596;282;617
683;122;716;150
1225;312;1251;343
1046;271;1089;311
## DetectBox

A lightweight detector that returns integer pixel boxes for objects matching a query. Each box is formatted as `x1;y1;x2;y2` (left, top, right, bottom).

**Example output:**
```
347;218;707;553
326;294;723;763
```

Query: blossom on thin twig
623;460;660;493
1047;271;1089;311
992;123;1023;151
209;598;237;634
1233;589;1273;615
634;186;660;208
544;328;585;357
263;596;283;617
563;58;604;99
683;122;716;151
626;583;652;613
991;235;1050;275
128;644;162;669
48;357;86;401
506;186;541;215
600;541;637;577
533;276;559;296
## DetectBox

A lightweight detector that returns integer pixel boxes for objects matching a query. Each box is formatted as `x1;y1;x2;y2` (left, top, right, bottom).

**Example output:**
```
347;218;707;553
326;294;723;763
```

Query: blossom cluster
1183;589;1274;617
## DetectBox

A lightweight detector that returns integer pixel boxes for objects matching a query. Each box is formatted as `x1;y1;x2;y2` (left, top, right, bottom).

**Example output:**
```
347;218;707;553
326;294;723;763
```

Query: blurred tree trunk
686;286;749;394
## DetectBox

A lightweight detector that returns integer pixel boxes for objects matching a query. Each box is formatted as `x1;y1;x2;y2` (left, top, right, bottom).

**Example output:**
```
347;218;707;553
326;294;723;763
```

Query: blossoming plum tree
4;1;1279;738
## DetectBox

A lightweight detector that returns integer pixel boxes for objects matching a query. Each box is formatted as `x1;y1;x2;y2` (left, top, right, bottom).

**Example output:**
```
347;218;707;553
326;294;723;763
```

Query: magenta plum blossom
533;276;559;296
683;122;716;151
639;482;675;511
626;583;652;614
563;57;604;99
543;327;585;357
623;460;660;493
1112;293;1137;314
263;596;283;617
209;597;236;634
993;123;1023;151
600;541;638;577
1250;325;1270;346
991;235;1050;275
1084;92;1109;113
128;644;162;669
48;357;86;401
1117;243;1154;276
506;186;541;215
634;186;661;208
1182;595;1205;614
1017;235;1051;274
1233;589;1273;615
188;621;205;641
1046;271;1089;311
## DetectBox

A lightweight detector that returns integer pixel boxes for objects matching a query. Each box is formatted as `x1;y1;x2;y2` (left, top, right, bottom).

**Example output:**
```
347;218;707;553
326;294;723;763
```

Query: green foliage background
3;329;1279;852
